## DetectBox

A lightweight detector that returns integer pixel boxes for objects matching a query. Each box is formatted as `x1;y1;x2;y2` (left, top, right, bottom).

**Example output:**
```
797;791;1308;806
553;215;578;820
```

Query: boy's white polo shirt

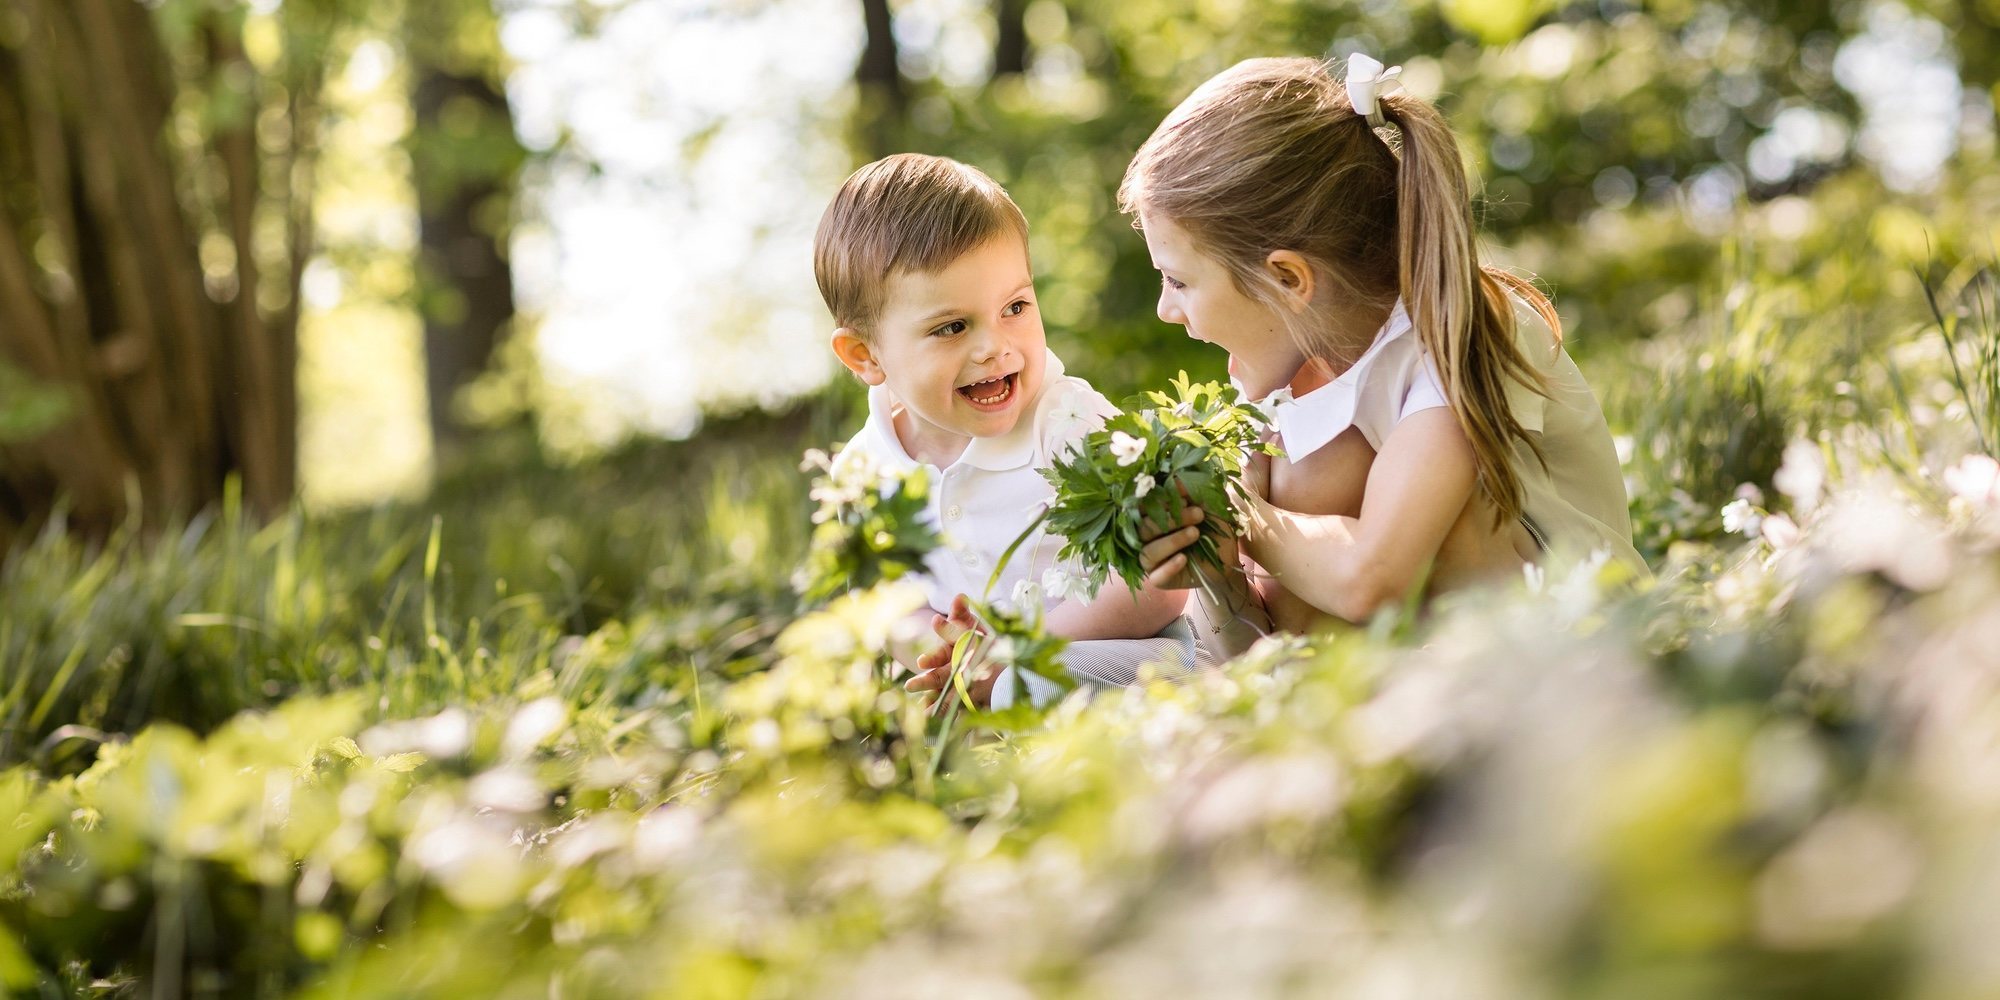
1251;297;1648;579
838;349;1117;614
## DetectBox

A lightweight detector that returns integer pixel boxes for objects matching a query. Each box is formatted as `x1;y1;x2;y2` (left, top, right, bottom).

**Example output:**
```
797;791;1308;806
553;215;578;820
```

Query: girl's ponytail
1379;92;1555;529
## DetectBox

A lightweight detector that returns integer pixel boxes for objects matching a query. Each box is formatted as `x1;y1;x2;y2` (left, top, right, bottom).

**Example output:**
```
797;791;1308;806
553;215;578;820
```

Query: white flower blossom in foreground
1722;498;1765;537
1761;513;1802;551
1774;440;1826;513
1943;454;2000;509
1135;474;1157;499
1109;431;1146;467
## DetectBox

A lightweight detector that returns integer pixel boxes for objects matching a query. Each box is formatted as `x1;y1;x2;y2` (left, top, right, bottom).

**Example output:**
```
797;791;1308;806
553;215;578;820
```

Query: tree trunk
405;0;523;458
855;0;904;158
994;0;1028;78
0;0;332;547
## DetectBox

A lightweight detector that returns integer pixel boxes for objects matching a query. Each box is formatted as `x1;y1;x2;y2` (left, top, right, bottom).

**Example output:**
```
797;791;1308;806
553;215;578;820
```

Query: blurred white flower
1819;488;1951;590
1721;498;1765;537
798;447;832;473
468;767;547;813
1734;481;1766;506
1774;440;1826;513
1008;578;1045;614
1761;513;1802;551
1942;453;2000;508
502;697;567;758
359;708;470;759
987;636;1020;665
1043;567;1099;604
1135;474;1157;498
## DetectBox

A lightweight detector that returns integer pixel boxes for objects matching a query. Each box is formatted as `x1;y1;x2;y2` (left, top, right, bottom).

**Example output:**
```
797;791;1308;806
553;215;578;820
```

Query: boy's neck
890;405;972;468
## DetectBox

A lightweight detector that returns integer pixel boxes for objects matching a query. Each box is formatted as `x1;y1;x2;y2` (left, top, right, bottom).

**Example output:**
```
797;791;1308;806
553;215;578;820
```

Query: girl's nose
1156;292;1183;326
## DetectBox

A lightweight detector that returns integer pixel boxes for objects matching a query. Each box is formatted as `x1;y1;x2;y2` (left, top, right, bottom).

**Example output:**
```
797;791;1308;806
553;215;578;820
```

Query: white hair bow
1344;53;1402;128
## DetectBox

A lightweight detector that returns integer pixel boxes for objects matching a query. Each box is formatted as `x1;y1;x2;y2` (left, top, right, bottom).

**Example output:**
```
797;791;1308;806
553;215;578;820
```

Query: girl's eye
1004;299;1030;317
1162;275;1185;291
932;319;967;337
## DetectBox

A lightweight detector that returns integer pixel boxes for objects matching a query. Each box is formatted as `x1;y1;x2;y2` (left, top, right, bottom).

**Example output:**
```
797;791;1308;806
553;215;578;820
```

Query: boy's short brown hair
813;153;1030;337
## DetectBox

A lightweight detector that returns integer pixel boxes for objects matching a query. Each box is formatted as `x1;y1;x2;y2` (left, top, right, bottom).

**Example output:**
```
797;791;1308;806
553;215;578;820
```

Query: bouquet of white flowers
1033;373;1281;599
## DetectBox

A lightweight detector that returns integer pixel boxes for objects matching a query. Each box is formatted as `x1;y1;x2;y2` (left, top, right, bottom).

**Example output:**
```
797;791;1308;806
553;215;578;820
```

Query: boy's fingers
904;668;945;693
1144;553;1188;591
1139;525;1201;573
1141;504;1206;544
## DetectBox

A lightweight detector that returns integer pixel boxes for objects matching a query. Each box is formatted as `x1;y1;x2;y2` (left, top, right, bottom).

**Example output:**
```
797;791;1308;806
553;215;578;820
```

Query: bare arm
1043;577;1187;641
1239;408;1476;622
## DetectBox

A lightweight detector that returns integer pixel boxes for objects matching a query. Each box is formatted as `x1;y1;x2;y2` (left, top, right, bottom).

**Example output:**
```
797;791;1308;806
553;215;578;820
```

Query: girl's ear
1266;250;1316;313
831;328;887;385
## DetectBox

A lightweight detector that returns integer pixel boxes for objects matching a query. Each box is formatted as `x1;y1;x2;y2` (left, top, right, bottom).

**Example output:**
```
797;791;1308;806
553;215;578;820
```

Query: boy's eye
931;319;967;337
1004;299;1030;317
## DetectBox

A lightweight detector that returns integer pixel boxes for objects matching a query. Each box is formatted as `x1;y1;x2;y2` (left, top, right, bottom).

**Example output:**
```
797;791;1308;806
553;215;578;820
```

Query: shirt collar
862;349;1064;473
1253;300;1411;461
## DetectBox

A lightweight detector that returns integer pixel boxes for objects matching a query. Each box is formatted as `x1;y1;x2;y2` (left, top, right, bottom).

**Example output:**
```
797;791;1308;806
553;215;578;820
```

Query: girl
1124;55;1648;654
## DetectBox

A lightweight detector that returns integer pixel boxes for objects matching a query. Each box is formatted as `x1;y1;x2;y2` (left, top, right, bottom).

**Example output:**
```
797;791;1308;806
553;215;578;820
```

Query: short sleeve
1400;359;1450;421
1037;379;1120;459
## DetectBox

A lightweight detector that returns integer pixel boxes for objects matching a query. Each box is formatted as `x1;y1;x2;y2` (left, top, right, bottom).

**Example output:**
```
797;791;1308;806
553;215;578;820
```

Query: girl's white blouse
1253;297;1648;578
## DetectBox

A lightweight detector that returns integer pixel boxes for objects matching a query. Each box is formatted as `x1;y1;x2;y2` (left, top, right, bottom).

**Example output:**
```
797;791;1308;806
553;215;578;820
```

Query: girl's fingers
905;667;946;692
1144;553;1188;591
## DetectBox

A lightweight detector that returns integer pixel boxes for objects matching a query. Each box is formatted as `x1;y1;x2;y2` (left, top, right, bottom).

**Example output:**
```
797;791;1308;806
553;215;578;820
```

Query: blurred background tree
404;0;525;457
0;0;361;548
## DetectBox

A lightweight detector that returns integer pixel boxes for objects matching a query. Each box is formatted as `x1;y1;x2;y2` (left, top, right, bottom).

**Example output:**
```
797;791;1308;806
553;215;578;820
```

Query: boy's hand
903;595;998;707
1140;505;1244;592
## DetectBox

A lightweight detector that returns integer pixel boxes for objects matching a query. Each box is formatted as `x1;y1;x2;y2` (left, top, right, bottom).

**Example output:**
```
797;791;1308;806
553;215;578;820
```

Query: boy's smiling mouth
957;371;1018;409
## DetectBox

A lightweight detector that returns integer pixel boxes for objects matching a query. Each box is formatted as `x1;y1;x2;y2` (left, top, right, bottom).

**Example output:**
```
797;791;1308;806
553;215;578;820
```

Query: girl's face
1139;212;1303;386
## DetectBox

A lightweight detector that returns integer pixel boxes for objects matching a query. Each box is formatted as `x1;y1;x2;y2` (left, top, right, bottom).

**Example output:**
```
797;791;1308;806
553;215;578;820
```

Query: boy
813;153;1198;707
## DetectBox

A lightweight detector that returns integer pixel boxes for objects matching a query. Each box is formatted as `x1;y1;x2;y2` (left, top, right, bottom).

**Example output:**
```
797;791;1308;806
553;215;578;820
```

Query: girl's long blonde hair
1118;56;1558;528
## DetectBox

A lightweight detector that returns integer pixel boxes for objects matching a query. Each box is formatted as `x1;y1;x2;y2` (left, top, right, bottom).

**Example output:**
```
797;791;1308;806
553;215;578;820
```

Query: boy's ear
831;327;886;385
1266;250;1316;313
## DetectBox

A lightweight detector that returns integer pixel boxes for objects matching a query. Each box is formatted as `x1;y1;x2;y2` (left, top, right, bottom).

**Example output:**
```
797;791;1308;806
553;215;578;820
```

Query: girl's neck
1313;298;1397;379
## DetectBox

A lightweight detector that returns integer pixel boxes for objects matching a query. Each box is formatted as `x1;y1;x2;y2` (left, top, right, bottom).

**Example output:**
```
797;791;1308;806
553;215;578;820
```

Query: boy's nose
970;328;1007;364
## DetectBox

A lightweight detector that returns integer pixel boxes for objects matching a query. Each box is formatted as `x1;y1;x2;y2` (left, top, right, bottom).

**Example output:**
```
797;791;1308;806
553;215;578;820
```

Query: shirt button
946;505;963;520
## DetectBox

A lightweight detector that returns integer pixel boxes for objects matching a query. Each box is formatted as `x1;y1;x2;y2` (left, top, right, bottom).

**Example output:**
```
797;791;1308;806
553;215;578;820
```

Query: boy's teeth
963;373;1012;404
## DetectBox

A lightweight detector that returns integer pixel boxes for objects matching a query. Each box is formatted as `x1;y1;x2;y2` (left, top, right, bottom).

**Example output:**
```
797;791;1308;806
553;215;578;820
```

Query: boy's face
835;232;1047;450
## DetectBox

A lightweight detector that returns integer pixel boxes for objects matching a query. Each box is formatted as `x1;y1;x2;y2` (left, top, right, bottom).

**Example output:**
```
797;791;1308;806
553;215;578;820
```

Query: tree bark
994;0;1028;78
405;0;523;457
856;0;904;158
0;0;329;548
